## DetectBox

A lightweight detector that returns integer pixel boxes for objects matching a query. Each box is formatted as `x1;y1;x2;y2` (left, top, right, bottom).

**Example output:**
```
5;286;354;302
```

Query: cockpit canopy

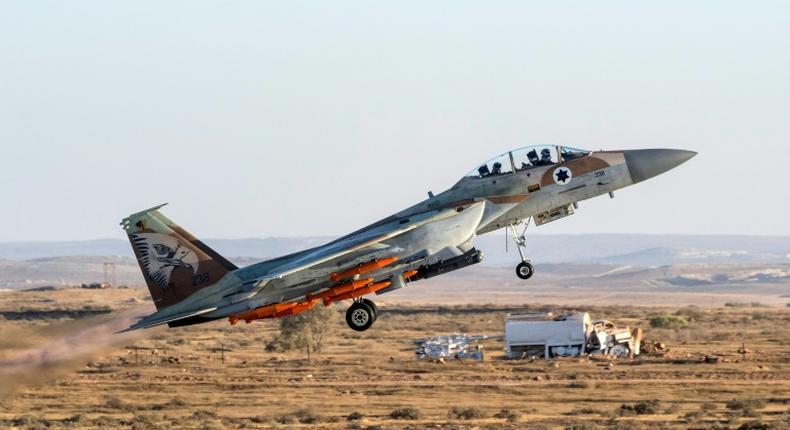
464;145;590;179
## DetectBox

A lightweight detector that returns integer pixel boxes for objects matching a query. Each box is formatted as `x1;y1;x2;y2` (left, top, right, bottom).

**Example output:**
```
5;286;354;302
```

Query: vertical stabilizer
121;204;237;310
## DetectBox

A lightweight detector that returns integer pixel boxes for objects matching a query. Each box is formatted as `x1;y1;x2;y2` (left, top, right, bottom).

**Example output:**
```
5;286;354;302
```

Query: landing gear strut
345;299;377;332
509;219;534;280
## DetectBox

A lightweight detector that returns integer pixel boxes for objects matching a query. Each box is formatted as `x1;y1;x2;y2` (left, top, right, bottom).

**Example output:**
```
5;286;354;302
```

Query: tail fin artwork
121;204;237;310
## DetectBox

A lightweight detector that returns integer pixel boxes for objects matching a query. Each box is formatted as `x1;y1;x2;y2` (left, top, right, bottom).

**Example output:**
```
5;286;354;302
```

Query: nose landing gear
509;219;534;280
345;298;378;332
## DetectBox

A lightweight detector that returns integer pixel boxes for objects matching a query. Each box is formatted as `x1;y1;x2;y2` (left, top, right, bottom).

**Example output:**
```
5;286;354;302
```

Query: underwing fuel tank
411;248;484;281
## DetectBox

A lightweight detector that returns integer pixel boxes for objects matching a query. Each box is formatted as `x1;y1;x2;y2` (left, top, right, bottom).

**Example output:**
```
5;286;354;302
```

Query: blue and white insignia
130;233;199;290
553;167;572;185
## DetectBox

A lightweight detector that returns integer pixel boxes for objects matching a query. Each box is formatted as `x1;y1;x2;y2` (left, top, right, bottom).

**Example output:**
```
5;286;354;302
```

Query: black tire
516;261;534;280
361;298;378;321
346;301;375;332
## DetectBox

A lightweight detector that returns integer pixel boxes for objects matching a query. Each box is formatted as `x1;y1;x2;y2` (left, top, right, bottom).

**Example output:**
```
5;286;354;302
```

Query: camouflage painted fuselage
122;147;695;330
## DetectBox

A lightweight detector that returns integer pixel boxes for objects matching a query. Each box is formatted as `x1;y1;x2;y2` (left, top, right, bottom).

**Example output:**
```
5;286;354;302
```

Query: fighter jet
121;146;695;332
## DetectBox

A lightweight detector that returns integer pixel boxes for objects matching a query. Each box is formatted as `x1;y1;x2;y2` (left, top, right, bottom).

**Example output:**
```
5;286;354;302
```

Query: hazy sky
1;2;788;241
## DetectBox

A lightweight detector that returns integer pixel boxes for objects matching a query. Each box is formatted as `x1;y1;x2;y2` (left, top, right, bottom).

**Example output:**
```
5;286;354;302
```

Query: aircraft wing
119;201;481;332
250;202;480;284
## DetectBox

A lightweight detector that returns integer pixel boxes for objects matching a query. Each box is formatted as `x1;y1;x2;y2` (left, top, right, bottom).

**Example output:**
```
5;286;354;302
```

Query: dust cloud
0;305;160;399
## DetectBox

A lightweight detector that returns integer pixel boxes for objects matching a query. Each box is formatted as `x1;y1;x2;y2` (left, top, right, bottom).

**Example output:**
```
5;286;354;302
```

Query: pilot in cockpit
523;149;539;169
491;162;502;176
538;148;553;166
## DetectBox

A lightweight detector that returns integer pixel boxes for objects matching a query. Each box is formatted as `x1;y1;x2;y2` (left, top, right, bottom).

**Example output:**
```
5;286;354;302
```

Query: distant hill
0;237;334;261
0;234;788;266
0;235;788;291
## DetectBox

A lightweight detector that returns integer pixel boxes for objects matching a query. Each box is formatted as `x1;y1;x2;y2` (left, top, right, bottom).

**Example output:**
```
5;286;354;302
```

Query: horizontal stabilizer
117;307;217;333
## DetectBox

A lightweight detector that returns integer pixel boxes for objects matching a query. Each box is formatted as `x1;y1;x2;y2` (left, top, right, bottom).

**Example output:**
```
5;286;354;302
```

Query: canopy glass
464;145;590;178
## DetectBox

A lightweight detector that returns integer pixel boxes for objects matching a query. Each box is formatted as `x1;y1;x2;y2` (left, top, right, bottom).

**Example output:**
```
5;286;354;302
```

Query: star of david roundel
553;167;572;185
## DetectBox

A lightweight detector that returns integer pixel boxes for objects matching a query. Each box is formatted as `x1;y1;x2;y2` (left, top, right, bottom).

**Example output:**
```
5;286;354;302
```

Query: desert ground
1;274;788;430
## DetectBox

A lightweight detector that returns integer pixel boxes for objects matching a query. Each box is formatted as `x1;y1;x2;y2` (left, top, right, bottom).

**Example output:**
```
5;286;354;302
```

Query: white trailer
504;312;591;359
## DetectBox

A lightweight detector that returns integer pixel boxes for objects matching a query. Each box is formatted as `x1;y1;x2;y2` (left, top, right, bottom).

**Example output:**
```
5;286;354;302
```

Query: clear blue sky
1;1;788;241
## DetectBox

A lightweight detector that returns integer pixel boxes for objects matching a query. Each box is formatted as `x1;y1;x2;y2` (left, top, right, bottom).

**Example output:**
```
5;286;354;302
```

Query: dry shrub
389;407;421;420
675;306;704;321
570;407;599;415
726;399;766;417
619;399;661;415
564;423;599;430
726;399;766;411
191;410;218;420
103;395;135;412
736;421;773;430
346;411;365;421
725;302;768;308
684;410;702;420
249;415;274;425
568;380;592;389
3;416;50;430
166;397;188;408
751;311;770;321
276;408;321;424
447;406;485;420
494;408;520;422
131;414;161;430
664;402;681;414
91;416;118;427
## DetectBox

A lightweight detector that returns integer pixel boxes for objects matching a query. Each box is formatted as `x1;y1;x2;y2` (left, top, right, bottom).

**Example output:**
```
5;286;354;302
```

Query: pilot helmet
540;148;551;158
492;162;502;169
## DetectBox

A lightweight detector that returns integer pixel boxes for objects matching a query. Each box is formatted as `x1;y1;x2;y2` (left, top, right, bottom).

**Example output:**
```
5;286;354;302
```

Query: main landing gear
345;298;378;332
509;219;534;280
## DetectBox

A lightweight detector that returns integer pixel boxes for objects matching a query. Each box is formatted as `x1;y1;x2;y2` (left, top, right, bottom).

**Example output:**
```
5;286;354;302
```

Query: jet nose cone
624;149;697;183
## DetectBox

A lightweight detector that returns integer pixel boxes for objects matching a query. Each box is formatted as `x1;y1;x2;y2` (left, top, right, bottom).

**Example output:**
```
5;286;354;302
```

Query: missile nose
624;149;697;183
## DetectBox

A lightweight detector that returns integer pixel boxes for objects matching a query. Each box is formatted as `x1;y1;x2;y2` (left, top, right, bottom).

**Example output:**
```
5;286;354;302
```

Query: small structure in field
504;312;642;359
412;334;489;361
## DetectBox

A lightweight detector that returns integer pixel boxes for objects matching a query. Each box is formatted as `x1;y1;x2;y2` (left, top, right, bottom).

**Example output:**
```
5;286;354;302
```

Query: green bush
649;314;688;329
265;305;336;356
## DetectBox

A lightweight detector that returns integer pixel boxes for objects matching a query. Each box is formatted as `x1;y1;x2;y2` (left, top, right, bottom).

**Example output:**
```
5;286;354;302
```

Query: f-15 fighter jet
121;146;695;332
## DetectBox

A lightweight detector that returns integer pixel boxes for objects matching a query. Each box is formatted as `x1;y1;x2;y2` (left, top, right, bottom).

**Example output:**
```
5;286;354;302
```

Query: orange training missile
306;278;373;301
324;281;391;305
229;301;298;325
402;270;418;280
272;299;317;318
330;257;399;282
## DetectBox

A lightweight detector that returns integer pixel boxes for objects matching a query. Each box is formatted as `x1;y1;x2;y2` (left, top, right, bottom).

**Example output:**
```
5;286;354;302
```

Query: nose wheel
508;219;535;281
345;299;377;332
